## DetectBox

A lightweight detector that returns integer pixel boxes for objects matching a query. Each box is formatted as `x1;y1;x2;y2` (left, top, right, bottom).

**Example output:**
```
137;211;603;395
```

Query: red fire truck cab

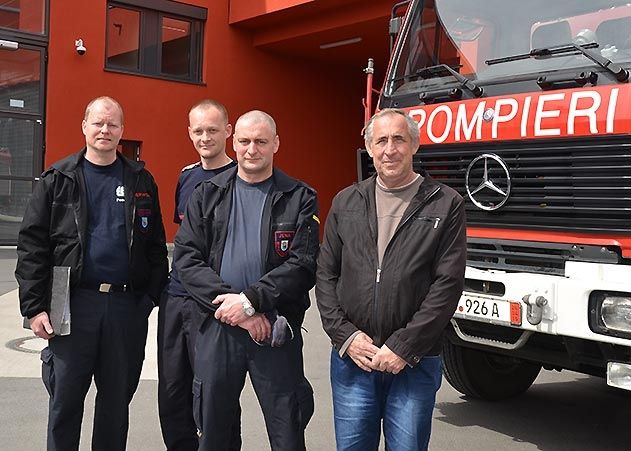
358;0;631;399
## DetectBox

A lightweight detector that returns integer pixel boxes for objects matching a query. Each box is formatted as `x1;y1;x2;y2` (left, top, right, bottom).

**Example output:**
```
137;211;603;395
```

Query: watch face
243;301;255;317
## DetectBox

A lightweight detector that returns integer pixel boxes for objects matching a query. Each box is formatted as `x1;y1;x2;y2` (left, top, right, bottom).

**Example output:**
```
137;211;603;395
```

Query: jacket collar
50;148;145;178
210;166;299;193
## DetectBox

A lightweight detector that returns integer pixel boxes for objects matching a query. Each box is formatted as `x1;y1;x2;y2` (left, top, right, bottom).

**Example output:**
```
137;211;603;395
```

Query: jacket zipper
306;225;311;259
73;172;86;282
416;216;442;229
262;191;283;270
372;267;381;340
354;187;380;336
373;185;441;338
128;175;140;267
393;186;441;236
73;207;82;281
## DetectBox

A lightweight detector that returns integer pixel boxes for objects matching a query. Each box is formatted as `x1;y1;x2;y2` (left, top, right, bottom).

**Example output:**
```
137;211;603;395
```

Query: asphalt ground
1;248;630;450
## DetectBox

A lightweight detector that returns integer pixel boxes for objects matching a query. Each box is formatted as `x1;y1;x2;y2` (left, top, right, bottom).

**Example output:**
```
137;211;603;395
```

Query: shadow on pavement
434;375;631;451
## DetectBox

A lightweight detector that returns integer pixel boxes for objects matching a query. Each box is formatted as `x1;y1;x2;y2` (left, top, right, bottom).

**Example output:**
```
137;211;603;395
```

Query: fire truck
359;0;631;400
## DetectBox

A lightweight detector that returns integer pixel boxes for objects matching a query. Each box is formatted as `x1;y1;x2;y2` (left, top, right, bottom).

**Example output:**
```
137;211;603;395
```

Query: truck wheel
442;340;541;401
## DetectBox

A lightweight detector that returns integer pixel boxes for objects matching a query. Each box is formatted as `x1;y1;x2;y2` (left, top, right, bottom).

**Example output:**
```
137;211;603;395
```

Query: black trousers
41;288;153;451
158;292;214;451
158;293;314;451
194;317;309;451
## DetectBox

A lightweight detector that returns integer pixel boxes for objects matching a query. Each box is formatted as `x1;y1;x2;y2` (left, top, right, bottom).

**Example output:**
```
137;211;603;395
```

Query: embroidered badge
138;208;152;232
274;231;295;258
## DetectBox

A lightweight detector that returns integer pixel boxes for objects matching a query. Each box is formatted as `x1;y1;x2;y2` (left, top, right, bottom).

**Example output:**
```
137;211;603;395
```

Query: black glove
252;310;294;347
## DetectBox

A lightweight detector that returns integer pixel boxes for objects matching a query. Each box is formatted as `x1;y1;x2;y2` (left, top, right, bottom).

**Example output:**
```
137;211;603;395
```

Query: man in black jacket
316;109;467;451
174;110;319;451
16;96;168;451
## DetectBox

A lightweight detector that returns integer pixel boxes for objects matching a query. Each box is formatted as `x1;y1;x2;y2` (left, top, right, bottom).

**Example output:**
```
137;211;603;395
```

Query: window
117;139;142;161
106;0;206;83
0;0;46;35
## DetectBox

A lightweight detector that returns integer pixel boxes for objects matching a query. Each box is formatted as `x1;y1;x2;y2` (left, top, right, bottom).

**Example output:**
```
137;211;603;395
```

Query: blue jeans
330;349;442;451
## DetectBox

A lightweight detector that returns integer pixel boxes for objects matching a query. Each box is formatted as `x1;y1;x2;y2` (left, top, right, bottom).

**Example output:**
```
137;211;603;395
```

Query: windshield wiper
486;42;628;82
392;63;483;98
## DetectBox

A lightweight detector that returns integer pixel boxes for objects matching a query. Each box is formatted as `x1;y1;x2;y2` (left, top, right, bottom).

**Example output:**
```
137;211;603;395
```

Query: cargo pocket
40;347;55;397
192;377;203;438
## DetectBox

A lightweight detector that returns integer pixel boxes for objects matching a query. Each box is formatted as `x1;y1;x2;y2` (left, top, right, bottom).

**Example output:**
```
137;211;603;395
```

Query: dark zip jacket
173;167;319;327
315;172;467;366
16;149;169;319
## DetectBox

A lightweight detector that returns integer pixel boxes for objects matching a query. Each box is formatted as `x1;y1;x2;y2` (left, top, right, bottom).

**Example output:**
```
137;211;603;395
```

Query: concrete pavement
2;247;630;450
0;242;336;450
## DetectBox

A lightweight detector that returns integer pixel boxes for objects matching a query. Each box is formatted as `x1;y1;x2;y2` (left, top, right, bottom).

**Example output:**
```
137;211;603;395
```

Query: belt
80;282;129;293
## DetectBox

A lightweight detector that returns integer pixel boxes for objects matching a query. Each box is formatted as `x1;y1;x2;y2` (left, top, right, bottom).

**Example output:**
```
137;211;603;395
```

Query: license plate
454;296;522;326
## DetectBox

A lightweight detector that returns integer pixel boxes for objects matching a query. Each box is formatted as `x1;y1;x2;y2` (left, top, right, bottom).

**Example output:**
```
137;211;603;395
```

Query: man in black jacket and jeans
316;108;467;451
174;110;319;451
16;96;168;451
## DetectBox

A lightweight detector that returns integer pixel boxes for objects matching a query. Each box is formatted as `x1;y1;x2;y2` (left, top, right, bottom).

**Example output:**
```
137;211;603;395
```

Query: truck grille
467;238;620;275
358;135;631;234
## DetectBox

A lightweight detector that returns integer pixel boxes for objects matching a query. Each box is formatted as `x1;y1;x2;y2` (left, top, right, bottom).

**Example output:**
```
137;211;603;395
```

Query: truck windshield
386;0;631;97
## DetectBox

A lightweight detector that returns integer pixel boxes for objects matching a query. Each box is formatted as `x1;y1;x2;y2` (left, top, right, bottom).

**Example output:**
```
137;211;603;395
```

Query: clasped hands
347;332;407;374
213;293;271;342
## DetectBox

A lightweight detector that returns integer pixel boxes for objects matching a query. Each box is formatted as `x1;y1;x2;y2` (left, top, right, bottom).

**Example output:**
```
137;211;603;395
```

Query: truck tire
442;340;541;401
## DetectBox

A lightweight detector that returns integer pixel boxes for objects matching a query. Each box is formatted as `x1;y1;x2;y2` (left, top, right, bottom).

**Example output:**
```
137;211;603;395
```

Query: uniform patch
138;208;152;232
274;231;295;257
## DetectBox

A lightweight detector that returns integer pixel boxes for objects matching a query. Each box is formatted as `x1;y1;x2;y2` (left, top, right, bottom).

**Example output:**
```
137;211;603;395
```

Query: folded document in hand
22;266;71;336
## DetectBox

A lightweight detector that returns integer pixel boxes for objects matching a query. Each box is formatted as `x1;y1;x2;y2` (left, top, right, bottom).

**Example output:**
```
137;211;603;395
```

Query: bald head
232;110;279;183
234;110;276;136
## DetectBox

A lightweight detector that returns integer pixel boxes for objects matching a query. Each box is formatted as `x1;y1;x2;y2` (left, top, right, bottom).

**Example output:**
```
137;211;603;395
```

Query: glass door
0;42;45;243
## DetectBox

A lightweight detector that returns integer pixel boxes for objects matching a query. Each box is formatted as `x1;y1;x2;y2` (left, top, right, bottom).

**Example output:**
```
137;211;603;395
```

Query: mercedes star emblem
465;153;511;211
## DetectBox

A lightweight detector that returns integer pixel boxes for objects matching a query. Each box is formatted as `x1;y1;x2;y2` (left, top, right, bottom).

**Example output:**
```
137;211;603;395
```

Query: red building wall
45;0;388;241
45;0;376;240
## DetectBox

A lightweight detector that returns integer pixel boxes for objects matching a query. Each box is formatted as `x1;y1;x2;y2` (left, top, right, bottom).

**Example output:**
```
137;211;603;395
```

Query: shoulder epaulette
181;162;201;172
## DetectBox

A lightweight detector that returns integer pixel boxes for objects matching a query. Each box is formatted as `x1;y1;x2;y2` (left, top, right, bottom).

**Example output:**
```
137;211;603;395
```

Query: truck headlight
601;296;631;332
589;291;631;338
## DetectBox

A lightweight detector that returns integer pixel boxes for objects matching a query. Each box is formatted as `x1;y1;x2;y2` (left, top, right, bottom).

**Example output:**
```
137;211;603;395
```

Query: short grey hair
235;110;277;136
363;108;419;150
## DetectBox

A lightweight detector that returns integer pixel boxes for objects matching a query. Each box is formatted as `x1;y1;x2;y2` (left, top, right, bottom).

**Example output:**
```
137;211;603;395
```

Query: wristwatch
240;292;255;317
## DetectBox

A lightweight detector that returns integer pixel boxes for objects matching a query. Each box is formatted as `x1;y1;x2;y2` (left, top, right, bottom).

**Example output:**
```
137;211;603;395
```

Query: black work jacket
173;167;319;326
16;149;169;319
315;172;467;366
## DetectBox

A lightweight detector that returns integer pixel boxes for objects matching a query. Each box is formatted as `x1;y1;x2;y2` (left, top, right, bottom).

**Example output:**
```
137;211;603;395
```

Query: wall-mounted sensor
75;39;86;56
